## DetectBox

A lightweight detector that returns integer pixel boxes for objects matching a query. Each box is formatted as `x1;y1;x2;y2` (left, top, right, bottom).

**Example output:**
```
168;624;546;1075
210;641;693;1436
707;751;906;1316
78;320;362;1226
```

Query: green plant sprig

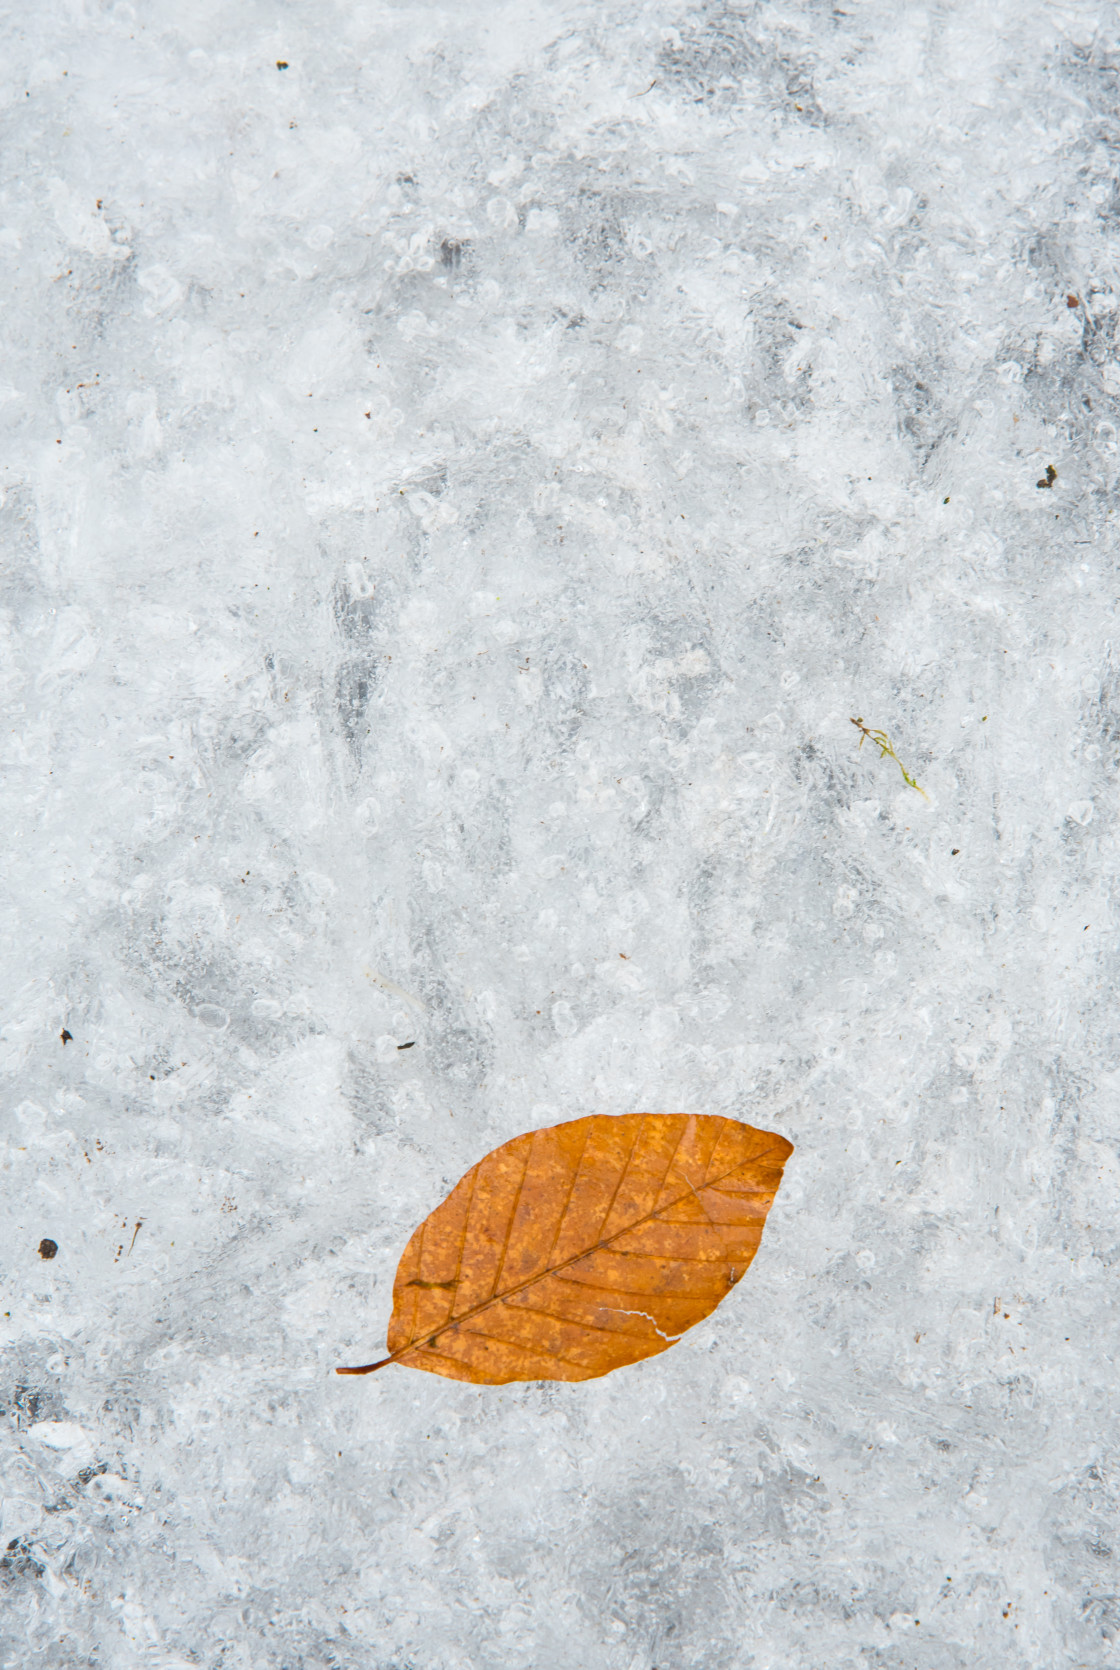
850;716;928;799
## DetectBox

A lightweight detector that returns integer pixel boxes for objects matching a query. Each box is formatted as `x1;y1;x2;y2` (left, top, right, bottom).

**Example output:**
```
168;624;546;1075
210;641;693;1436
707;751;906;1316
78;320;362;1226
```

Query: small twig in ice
850;717;928;799
365;969;428;1012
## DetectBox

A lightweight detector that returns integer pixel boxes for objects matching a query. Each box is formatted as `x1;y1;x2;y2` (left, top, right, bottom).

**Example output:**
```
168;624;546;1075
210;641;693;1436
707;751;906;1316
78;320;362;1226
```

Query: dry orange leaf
338;1112;792;1385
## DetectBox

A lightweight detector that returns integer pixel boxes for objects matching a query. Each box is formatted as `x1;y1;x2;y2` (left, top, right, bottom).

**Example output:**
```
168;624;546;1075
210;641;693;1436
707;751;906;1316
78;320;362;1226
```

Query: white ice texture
1;0;1118;1666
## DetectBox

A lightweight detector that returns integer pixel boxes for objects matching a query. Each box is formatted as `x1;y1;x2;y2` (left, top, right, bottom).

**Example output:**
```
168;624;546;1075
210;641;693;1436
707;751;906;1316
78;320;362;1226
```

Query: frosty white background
2;1;1118;1666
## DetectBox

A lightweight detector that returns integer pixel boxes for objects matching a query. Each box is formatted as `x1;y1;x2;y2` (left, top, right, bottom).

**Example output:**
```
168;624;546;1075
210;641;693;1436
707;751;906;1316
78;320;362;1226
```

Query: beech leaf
338;1112;793;1385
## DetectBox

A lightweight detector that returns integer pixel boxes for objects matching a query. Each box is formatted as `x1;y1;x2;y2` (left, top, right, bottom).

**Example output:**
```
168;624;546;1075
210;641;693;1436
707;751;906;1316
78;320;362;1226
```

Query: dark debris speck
0;1537;44;1583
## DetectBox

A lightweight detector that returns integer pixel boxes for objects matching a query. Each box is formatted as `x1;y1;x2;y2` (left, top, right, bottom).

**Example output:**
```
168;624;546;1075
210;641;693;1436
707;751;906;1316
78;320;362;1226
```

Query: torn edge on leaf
606;1308;683;1343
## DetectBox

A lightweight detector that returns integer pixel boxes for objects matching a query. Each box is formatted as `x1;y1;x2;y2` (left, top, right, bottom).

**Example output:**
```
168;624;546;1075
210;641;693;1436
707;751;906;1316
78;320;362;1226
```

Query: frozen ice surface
2;0;1119;1665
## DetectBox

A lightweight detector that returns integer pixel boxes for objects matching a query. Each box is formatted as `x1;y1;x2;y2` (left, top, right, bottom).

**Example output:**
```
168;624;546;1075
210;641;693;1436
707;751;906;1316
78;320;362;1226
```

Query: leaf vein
541;1120;594;1271
594;1113;645;1244
490;1133;534;1299
453;1324;591;1369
